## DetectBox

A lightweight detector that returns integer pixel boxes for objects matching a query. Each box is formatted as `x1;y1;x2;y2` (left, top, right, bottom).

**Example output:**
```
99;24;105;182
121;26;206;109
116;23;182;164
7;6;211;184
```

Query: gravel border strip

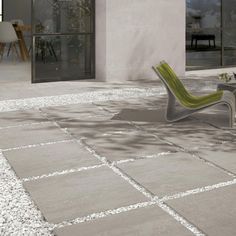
0;88;165;113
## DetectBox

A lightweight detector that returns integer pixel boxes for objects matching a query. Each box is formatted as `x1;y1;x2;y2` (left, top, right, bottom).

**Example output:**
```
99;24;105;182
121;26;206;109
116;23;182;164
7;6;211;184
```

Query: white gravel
0;83;218;235
0;88;166;113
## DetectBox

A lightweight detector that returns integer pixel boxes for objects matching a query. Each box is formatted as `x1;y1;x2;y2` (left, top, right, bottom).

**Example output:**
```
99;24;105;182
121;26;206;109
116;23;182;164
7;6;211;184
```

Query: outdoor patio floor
0;76;236;236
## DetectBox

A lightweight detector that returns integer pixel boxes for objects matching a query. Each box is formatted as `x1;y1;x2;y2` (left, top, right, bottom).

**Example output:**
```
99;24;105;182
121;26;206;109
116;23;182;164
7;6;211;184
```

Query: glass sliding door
186;0;222;70
0;0;2;21
186;0;236;70
32;0;95;83
222;0;236;66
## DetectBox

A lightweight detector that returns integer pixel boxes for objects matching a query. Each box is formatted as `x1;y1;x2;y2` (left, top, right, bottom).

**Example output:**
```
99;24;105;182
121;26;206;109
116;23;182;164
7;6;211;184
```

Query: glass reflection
222;0;236;66
34;35;93;82
32;0;95;83
0;0;2;21
33;0;93;34
186;0;236;69
186;0;221;69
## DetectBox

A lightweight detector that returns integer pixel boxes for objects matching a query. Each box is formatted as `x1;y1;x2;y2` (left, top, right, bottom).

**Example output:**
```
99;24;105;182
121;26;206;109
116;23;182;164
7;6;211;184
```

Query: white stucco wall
96;0;186;82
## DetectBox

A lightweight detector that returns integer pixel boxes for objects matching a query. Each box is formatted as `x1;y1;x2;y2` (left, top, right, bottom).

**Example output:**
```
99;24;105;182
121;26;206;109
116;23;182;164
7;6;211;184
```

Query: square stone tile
135;120;235;151
4;141;100;179
84;129;177;162
118;152;231;197
198;148;236;174
23;167;147;223
112;107;167;123
165;128;235;151
0;110;46;127
193;106;235;128
229;128;236;135
0;123;70;149
168;185;236;236
42;103;109;121
58;119;134;139
133;117;209;135
54;205;192;236
94;96;164;114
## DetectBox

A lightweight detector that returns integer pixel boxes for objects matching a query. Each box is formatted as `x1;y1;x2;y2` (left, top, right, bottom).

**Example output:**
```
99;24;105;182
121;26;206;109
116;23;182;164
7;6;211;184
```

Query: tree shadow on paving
93;96;167;114
193;105;236;130
112;108;167;123
0;110;47;126
84;131;176;161
111;107;236;153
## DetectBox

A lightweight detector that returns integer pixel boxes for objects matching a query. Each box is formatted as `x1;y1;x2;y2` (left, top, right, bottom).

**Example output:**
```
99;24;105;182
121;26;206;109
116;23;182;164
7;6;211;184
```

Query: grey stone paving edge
0;85;235;236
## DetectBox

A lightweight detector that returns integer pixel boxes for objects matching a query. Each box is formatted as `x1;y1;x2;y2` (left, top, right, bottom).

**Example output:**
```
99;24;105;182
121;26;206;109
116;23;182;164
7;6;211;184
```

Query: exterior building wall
96;0;186;82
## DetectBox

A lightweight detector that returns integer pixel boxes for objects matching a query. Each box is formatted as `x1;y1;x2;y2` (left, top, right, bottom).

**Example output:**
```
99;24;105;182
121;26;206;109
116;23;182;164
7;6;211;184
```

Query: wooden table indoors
13;24;31;61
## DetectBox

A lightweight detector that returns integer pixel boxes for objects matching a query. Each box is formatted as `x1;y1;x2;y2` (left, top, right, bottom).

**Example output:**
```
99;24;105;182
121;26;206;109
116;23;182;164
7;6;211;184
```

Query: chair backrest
0;22;18;43
11;19;24;26
153;61;223;109
153;61;192;102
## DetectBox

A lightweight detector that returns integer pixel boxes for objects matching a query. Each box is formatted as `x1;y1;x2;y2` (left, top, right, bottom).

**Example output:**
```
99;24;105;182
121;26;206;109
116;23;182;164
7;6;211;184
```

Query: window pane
33;35;94;82
222;0;236;66
33;0;94;34
0;0;2;22
186;0;222;70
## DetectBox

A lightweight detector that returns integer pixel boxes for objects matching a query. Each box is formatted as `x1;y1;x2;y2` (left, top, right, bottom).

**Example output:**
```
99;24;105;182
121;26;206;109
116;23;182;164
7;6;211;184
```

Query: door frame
31;0;95;83
186;0;236;71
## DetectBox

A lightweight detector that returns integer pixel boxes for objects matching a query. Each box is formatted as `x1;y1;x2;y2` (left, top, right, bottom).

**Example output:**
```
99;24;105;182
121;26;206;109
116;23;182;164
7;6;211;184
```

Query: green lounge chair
152;61;235;127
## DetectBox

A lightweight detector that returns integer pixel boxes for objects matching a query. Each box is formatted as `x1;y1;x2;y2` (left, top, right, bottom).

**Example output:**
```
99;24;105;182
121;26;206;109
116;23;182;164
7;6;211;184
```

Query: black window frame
0;0;3;21
31;0;95;83
186;0;236;70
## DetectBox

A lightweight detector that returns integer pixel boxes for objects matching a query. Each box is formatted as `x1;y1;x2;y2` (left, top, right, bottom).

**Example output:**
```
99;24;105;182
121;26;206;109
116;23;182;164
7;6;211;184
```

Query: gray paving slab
133;117;210;134
94;96;165;114
58;119;134;139
168;184;236;236
41;103;110;121
118;152;232;197
192;106;236;128
165;129;235;151
229;128;236;135
84;129;177;162
53;205;192;236
23;166;147;223
0;110;47;127
4;141;100;179
112;107;167;123
0;123;70;149
134;120;235;151
198;148;236;174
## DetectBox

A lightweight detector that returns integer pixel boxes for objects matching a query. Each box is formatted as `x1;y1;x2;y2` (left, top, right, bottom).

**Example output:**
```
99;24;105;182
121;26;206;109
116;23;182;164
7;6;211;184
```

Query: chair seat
0;22;20;61
153;61;235;127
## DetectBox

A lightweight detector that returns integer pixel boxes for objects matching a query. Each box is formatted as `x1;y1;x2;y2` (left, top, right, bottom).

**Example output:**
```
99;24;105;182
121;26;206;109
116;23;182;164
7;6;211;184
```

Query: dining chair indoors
8;20;24;57
35;19;58;63
10;19;24;26
0;22;20;61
